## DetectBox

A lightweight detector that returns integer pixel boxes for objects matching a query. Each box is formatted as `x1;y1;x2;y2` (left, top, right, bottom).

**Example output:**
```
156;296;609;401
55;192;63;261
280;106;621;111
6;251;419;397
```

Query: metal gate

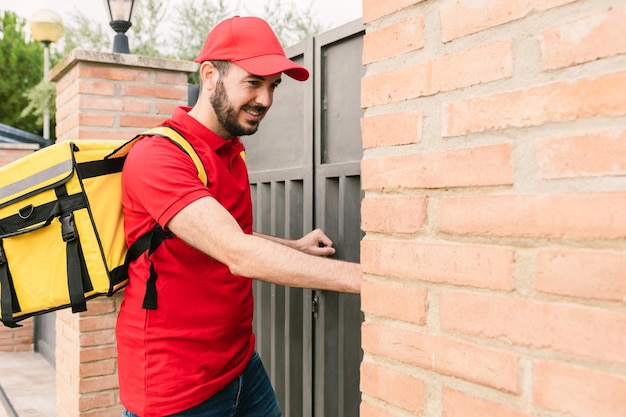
243;20;365;417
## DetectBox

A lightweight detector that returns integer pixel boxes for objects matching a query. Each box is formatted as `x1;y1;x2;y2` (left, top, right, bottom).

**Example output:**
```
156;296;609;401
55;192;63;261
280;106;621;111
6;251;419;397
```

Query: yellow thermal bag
0;126;206;327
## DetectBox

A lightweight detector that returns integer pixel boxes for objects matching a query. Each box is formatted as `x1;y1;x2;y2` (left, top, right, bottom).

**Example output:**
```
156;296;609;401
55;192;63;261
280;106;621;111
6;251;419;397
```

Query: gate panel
245;40;316;417
245;20;364;417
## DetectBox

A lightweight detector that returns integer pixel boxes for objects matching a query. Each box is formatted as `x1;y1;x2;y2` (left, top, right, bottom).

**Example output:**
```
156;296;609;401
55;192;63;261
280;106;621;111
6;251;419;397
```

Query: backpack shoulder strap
138;126;208;186
110;126;209;310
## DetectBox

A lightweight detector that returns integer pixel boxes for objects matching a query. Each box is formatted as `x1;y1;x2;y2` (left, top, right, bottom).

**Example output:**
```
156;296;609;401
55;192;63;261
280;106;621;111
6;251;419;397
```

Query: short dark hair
210;60;231;76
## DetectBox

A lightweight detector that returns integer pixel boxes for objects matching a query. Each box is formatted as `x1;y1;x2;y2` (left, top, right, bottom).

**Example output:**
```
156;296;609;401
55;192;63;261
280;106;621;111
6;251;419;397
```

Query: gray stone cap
50;49;199;82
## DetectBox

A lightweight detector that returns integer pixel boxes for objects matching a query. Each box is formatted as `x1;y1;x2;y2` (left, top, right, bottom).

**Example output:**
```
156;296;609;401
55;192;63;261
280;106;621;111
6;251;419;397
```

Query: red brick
79;329;116;347
82;298;118;316
56;113;80;136
444;71;626;137
155;71;190;85
443;387;537;417
440;0;577;41
360;111;422;149
0;149;35;167
439;291;626;364
57;80;80;103
78;64;151;82
79;392;116;412
80;346;118;363
361;239;515;290
534;361;626;417
77;79;116;96
77;113;115;128
362;321;520;392
55;65;78;91
361;144;513;190
361;279;428;325
156;101;180;116
79;315;118;332
79;359;117;378
362;0;425;23
362;40;513;107
79;374;119;394
361;360;425;413
439;192;626;239
363;15;425;64
121;83;187;100
56;96;80;125
78;96;152;113
536;127;626;178
360;401;398;417
536;248;626;302
540;7;626;70
82;405;124;417
361;196;427;233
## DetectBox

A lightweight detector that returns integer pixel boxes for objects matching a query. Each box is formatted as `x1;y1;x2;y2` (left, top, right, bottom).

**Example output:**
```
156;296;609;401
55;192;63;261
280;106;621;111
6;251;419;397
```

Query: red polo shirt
116;107;255;417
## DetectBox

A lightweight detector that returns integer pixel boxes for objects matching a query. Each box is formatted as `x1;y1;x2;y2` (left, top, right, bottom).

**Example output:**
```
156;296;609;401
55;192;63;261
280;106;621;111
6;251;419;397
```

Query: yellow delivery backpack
0;126;207;328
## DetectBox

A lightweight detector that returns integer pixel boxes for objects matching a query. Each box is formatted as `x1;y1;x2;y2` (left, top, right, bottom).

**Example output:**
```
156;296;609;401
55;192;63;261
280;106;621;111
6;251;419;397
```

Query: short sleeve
122;136;211;228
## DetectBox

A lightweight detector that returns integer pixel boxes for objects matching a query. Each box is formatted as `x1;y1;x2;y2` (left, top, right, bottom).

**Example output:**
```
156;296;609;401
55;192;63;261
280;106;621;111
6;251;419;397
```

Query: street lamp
103;0;136;54
30;9;64;141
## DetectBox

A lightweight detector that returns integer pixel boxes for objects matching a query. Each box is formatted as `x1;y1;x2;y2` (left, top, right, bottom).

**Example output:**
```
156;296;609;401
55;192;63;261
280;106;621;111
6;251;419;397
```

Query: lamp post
103;0;136;54
30;9;64;141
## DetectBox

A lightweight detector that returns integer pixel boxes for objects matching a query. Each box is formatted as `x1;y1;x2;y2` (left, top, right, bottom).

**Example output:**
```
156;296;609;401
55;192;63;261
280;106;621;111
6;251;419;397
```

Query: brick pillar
49;49;197;417
360;0;626;417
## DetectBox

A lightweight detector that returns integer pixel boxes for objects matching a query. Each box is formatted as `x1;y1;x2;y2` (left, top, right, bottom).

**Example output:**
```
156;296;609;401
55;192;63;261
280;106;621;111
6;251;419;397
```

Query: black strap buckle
60;213;77;242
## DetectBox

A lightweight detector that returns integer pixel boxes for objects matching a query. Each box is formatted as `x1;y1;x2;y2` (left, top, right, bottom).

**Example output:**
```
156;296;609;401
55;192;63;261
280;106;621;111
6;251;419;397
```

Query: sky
1;0;362;37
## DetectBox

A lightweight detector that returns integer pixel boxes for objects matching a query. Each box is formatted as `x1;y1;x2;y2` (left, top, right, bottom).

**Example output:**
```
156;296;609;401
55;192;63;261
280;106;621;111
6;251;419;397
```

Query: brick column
360;0;626;416
49;49;197;417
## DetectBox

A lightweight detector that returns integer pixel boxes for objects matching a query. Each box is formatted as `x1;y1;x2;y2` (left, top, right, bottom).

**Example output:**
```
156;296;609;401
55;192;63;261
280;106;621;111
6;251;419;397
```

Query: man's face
210;64;282;138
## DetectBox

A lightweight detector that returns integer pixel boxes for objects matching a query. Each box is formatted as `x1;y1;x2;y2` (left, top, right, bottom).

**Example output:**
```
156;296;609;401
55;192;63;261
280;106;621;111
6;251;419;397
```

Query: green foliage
254;0;326;47
58;11;110;56
170;0;236;62
21;80;55;120
0;11;44;134
130;0;170;58
4;1;327;135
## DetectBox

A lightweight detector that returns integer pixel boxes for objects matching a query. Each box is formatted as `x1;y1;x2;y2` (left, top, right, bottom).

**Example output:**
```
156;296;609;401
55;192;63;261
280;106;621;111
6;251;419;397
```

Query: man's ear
199;62;219;90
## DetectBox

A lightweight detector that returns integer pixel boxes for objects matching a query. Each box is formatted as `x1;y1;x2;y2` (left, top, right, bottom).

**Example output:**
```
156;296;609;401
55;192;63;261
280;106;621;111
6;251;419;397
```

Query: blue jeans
122;351;282;417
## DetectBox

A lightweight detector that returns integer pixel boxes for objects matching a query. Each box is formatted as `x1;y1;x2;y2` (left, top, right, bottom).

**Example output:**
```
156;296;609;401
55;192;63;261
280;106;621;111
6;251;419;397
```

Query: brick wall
359;1;626;417
0;318;34;352
0;144;39;167
50;49;197;417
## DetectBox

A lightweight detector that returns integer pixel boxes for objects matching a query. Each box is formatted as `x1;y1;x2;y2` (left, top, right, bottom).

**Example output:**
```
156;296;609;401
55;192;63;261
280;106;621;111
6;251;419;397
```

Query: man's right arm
166;196;361;294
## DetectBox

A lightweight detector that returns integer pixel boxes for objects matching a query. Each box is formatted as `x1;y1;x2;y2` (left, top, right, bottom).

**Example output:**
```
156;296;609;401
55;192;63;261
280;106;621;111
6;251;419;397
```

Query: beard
210;79;266;137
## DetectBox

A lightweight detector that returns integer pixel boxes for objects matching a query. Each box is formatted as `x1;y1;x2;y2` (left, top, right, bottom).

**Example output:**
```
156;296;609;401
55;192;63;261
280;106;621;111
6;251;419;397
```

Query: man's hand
294;229;336;257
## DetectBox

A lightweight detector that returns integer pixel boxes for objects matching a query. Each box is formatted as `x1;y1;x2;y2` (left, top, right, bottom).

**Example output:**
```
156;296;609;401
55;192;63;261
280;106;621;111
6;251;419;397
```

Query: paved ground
0;352;55;417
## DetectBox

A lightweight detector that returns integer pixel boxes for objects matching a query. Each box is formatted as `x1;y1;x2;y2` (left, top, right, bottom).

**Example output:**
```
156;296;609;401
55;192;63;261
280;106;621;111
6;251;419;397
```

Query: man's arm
167;196;361;293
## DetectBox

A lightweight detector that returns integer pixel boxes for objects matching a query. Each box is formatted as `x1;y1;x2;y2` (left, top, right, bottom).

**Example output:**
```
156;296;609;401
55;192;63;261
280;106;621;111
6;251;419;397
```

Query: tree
59;11;110;56
255;0;326;48
15;0;328;136
0;11;44;134
170;0;236;62
130;0;170;58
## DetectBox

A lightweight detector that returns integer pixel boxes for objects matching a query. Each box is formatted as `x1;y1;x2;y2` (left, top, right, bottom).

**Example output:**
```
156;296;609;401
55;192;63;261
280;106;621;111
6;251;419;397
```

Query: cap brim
235;54;310;81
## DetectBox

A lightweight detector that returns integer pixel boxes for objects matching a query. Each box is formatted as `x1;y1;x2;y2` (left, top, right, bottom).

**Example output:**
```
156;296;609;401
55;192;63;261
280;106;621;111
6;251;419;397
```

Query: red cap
194;16;309;81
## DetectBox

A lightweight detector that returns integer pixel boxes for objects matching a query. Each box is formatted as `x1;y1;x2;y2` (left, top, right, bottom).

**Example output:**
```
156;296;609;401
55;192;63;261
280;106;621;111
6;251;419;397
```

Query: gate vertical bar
246;38;316;417
313;20;365;417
